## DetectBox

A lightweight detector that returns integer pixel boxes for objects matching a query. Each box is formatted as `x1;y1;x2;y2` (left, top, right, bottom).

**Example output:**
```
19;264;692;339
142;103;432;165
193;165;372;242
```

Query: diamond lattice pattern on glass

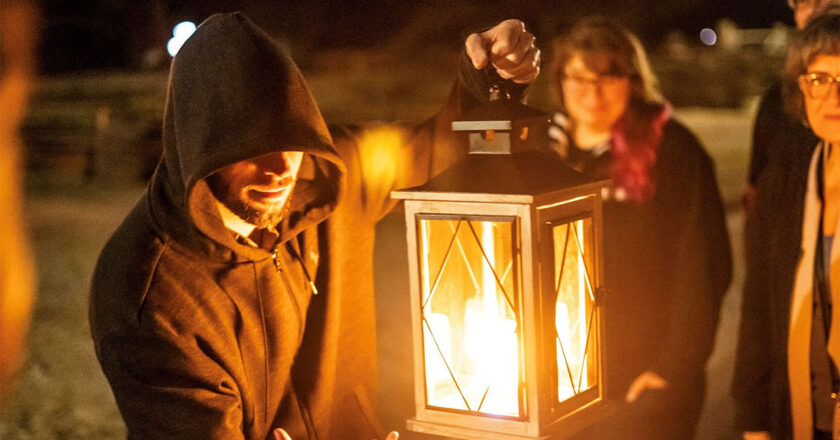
552;218;598;402
418;217;521;418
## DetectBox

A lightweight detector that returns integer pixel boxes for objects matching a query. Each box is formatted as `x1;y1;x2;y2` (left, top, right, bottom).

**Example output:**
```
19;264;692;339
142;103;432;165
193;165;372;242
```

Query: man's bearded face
207;151;304;229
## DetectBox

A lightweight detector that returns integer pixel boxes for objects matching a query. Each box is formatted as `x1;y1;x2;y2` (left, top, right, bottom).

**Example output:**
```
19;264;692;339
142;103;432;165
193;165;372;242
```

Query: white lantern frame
394;159;611;439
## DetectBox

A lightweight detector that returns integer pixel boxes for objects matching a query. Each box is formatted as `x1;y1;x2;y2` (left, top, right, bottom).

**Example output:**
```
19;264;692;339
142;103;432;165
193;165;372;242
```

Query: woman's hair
549;17;669;202
783;7;840;123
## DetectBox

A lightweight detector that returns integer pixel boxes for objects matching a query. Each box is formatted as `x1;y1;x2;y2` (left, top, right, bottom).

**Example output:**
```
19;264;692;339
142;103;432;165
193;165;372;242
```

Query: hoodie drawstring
275;242;318;296
252;263;271;423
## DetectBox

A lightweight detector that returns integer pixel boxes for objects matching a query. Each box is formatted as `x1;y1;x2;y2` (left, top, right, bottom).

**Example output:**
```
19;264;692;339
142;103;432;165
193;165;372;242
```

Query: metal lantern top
392;83;603;204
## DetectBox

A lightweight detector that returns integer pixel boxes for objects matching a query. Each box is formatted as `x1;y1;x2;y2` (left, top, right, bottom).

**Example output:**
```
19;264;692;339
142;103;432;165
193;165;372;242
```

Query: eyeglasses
799;72;840;100
562;74;628;95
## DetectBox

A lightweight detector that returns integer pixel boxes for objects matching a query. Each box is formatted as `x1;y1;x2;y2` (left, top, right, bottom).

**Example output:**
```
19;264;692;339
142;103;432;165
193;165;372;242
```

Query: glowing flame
421;219;520;417
468;222;518;413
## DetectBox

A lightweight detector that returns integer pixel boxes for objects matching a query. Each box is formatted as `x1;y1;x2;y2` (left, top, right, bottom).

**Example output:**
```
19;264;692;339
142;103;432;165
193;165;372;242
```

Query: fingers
464;19;527;70
496;46;540;84
465;32;490;70
273;428;292;440
385;431;399;440
484;19;527;62
624;371;667;403
625;377;644;403
464;18;540;84
492;28;533;67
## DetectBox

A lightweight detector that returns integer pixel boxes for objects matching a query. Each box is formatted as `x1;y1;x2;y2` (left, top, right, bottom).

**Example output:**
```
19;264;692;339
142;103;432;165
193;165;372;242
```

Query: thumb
465;33;490;70
385;431;399;440
625;378;643;403
273;428;292;440
625;371;667;403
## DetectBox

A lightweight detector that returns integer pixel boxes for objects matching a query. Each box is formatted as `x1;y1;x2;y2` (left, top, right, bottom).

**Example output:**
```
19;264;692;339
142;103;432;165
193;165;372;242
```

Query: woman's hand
625;370;668;403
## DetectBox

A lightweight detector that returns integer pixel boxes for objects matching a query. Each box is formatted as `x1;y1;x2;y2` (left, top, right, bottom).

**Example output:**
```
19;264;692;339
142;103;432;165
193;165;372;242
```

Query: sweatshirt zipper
253;264;271;424
272;248;305;343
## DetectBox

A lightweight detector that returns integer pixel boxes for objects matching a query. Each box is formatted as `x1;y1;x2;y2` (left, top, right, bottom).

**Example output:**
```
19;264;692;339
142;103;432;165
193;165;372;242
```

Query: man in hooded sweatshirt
89;12;540;440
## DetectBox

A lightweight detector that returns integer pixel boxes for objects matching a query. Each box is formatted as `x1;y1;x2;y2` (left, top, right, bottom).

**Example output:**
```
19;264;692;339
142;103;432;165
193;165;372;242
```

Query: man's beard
208;176;294;229
224;193;289;229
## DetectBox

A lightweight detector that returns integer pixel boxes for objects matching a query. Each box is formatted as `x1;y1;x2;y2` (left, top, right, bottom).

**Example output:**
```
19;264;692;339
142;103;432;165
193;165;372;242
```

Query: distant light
167;39;184;57
167;21;197;57
700;28;717;46
173;21;197;39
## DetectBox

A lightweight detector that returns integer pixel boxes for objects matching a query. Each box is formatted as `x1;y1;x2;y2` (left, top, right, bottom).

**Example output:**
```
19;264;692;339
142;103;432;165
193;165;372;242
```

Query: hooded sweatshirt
89;12;480;440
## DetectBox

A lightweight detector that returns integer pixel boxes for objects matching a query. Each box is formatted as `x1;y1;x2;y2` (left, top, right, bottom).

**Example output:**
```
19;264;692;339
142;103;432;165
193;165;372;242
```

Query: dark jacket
89;12;479;440
563;117;732;439
733;83;819;436
600;119;731;394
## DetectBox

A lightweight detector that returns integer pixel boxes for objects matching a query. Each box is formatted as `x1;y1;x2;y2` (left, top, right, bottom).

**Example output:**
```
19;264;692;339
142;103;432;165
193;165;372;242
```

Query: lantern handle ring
484;67;512;102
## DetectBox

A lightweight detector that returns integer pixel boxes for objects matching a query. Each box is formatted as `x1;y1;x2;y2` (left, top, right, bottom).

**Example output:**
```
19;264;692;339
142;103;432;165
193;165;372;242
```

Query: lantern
391;87;611;439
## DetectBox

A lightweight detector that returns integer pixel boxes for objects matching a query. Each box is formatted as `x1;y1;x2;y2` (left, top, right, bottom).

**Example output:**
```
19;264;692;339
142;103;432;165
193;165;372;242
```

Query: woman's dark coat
732;83;819;437
568;118;732;439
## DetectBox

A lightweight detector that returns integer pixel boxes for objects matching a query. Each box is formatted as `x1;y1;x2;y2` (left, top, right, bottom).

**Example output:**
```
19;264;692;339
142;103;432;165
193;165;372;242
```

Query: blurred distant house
652;20;791;108
21;1;794;180
716;19;791;57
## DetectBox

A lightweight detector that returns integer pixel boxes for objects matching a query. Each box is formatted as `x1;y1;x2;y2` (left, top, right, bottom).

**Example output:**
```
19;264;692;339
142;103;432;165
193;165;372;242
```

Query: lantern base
407;418;548;440
407;401;616;440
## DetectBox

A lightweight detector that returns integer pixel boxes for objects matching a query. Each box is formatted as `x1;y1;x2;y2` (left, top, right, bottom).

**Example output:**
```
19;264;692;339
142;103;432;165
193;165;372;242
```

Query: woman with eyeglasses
739;8;840;440
547;18;732;439
733;2;840;440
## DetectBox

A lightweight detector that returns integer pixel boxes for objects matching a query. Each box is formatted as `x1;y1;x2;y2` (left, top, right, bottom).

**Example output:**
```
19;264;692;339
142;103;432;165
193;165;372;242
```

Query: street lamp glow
700;28;717;46
167;21;197;57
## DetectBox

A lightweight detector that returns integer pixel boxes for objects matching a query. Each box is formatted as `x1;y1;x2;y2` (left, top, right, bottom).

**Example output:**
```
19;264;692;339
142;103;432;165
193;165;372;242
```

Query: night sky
38;0;794;74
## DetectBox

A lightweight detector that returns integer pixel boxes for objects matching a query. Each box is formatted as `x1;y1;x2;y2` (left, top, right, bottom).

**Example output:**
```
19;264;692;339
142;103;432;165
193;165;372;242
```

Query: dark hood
147;12;345;261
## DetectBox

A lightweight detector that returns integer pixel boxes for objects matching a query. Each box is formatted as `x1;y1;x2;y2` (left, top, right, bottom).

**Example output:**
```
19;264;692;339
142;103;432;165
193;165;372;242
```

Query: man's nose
256;153;291;177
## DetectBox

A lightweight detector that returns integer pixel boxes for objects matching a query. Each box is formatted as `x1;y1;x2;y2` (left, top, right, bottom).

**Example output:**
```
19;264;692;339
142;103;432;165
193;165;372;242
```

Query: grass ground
0;175;143;439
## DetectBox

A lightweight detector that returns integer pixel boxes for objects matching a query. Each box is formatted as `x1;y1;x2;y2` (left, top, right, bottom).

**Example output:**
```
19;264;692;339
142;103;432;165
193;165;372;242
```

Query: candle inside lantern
419;217;521;418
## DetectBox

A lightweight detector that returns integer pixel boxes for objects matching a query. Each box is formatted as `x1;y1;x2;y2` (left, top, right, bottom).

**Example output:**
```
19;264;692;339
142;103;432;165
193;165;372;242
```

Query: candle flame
421;218;520;417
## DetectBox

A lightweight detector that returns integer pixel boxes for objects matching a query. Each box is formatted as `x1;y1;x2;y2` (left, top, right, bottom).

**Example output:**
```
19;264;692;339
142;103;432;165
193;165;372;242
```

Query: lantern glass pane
552;217;598;402
417;216;521;418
